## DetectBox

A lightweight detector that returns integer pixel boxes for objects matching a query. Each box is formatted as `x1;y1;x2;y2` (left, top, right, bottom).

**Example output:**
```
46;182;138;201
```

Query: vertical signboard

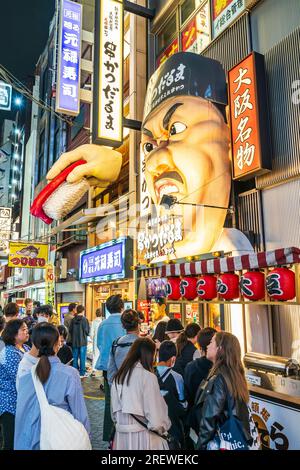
0;207;11;255
156;38;179;68
93;0;124;147
212;0;245;38
45;263;55;307
181;2;210;54
56;0;82;116
228;52;272;180
0;82;12;111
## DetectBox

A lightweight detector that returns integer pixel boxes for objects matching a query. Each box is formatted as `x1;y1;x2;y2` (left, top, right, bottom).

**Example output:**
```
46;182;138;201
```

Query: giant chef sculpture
31;52;252;258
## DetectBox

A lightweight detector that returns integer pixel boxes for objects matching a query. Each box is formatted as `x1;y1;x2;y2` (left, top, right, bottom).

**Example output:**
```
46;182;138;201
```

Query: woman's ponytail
32;323;59;384
176;331;188;356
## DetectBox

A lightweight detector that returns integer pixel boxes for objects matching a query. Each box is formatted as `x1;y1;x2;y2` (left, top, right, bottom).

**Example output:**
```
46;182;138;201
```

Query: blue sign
56;0;82;116
0;82;12;111
79;237;130;283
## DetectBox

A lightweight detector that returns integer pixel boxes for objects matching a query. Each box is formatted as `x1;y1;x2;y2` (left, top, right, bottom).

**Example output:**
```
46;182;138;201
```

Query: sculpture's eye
143;142;156;154
170;122;187;136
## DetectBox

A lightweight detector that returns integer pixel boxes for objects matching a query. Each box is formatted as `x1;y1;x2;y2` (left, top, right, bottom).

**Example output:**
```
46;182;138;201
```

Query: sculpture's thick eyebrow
141;127;153;138
162;103;184;130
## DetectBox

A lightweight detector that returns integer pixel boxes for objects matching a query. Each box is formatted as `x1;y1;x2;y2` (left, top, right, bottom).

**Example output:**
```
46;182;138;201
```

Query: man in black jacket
156;341;188;448
184;327;216;407
69;305;90;377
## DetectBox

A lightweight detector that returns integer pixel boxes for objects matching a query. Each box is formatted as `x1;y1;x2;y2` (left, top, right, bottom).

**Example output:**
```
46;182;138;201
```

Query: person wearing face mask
155;340;187;449
36;305;52;323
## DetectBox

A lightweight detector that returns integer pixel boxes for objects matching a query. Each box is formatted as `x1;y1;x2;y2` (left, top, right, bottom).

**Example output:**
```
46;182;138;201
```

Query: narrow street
82;375;107;450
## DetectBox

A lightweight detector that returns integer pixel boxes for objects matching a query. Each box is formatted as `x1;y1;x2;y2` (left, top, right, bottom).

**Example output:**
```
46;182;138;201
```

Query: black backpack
111;337;134;358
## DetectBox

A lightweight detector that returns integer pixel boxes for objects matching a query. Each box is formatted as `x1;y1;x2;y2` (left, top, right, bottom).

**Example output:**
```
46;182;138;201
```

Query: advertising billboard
8;242;49;269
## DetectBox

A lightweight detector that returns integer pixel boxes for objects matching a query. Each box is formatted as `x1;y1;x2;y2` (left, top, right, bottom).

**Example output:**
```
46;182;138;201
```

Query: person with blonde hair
195;331;260;450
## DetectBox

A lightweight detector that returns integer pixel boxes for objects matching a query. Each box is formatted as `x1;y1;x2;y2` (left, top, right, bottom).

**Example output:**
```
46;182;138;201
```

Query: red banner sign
157;39;179;68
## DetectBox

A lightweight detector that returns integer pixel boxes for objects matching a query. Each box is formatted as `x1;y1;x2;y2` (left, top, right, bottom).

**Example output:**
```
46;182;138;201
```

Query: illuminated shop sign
212;0;246;38
93;0;124;147
0;82;12;111
8;242;49;269
56;0;82;116
228;52;272;180
79;237;132;283
157;38;179;68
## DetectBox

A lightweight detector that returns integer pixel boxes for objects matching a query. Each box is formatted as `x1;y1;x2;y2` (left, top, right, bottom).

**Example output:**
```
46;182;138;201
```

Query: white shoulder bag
31;364;92;450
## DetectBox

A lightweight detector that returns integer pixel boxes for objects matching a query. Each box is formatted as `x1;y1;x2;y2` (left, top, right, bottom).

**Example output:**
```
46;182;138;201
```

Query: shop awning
50;208;99;236
161;247;300;277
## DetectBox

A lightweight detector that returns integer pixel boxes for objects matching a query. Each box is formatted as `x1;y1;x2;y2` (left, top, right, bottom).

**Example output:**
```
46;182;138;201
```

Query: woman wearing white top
90;308;103;372
111;337;171;450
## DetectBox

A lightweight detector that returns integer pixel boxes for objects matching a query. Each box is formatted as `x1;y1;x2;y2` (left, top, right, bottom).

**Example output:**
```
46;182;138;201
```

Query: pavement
81;372;108;450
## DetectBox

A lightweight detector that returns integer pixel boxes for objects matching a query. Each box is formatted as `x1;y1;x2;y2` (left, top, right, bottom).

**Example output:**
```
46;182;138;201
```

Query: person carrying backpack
14;323;91;450
107;309;140;386
156;340;188;449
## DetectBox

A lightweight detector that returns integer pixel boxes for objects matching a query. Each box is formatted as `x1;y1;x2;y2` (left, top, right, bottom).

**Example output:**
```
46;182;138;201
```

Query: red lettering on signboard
157;39;179;68
181;18;197;52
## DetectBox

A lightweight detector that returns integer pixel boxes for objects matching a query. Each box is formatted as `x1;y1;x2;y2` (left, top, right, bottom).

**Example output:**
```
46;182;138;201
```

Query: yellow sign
45;263;55;307
8;242;48;269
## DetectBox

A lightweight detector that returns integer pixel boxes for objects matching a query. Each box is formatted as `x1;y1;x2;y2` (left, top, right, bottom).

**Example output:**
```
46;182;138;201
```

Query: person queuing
111;337;171;450
107;309;140;386
96;295;125;442
64;303;77;347
173;323;201;376
3;302;19;322
23;298;36;330
156;340;187;449
33;301;41;321
14;323;90;450
90;308;103;374
165;319;184;344
36;305;52;323
69;305;90;378
195;332;257;450
152;321;168;351
57;325;73;365
184;327;216;407
0;316;6;352
0;320;29;449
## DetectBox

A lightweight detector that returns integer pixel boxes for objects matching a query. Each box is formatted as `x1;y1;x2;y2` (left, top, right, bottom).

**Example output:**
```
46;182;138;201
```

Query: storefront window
157;14;177;54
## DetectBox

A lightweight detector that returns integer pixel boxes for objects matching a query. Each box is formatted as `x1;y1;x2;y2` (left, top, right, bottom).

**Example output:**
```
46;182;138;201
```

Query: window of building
181;0;198;25
157;14;177;54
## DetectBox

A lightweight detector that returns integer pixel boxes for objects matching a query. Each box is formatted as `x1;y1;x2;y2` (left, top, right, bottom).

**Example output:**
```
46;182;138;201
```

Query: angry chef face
141;95;231;256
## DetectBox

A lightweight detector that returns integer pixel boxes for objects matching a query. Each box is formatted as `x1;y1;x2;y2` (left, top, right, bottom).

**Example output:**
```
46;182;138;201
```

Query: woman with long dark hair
152;321;168;350
0;320;29;449
14;323;90;450
196;331;259;450
173;323;201;376
111;337;171;450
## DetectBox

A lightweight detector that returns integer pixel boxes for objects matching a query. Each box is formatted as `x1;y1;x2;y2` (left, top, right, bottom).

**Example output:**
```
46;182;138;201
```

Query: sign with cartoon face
139;52;231;262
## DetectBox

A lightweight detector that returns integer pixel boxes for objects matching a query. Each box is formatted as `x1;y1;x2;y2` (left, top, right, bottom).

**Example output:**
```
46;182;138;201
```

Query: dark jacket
184;357;212;407
155;367;187;447
173;342;198;376
69;315;90;348
195;374;251;450
64;313;74;344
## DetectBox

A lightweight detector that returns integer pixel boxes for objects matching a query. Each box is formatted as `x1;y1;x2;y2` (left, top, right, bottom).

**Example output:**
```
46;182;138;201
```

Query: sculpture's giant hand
46;144;122;186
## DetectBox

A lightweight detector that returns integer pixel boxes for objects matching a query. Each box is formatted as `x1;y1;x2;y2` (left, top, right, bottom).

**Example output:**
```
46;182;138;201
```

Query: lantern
166;277;181;300
266;267;295;301
217;273;239;300
197;275;217;300
240;271;265;301
180;277;197;301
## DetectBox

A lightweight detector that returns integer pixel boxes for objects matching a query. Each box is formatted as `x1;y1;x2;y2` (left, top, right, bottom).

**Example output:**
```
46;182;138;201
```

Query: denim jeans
72;346;87;376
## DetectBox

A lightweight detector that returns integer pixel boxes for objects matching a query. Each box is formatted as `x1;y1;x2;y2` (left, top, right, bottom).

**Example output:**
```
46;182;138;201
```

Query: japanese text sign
181;3;210;54
93;0;124;147
45;263;55;307
8;242;48;269
212;0;245;38
228;52;272;179
79;237;132;283
249;394;300;450
56;0;82;116
0;82;12;111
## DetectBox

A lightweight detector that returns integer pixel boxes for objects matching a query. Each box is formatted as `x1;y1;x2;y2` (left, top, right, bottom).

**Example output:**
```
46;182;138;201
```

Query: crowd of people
0;294;260;451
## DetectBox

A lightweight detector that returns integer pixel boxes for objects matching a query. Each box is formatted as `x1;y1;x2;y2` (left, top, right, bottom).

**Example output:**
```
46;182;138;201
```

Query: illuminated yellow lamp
212;251;221;258
186;256;193;262
130;265;135;271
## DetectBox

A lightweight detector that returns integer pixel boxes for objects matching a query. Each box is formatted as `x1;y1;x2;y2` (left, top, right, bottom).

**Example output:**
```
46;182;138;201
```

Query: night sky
0;0;55;125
